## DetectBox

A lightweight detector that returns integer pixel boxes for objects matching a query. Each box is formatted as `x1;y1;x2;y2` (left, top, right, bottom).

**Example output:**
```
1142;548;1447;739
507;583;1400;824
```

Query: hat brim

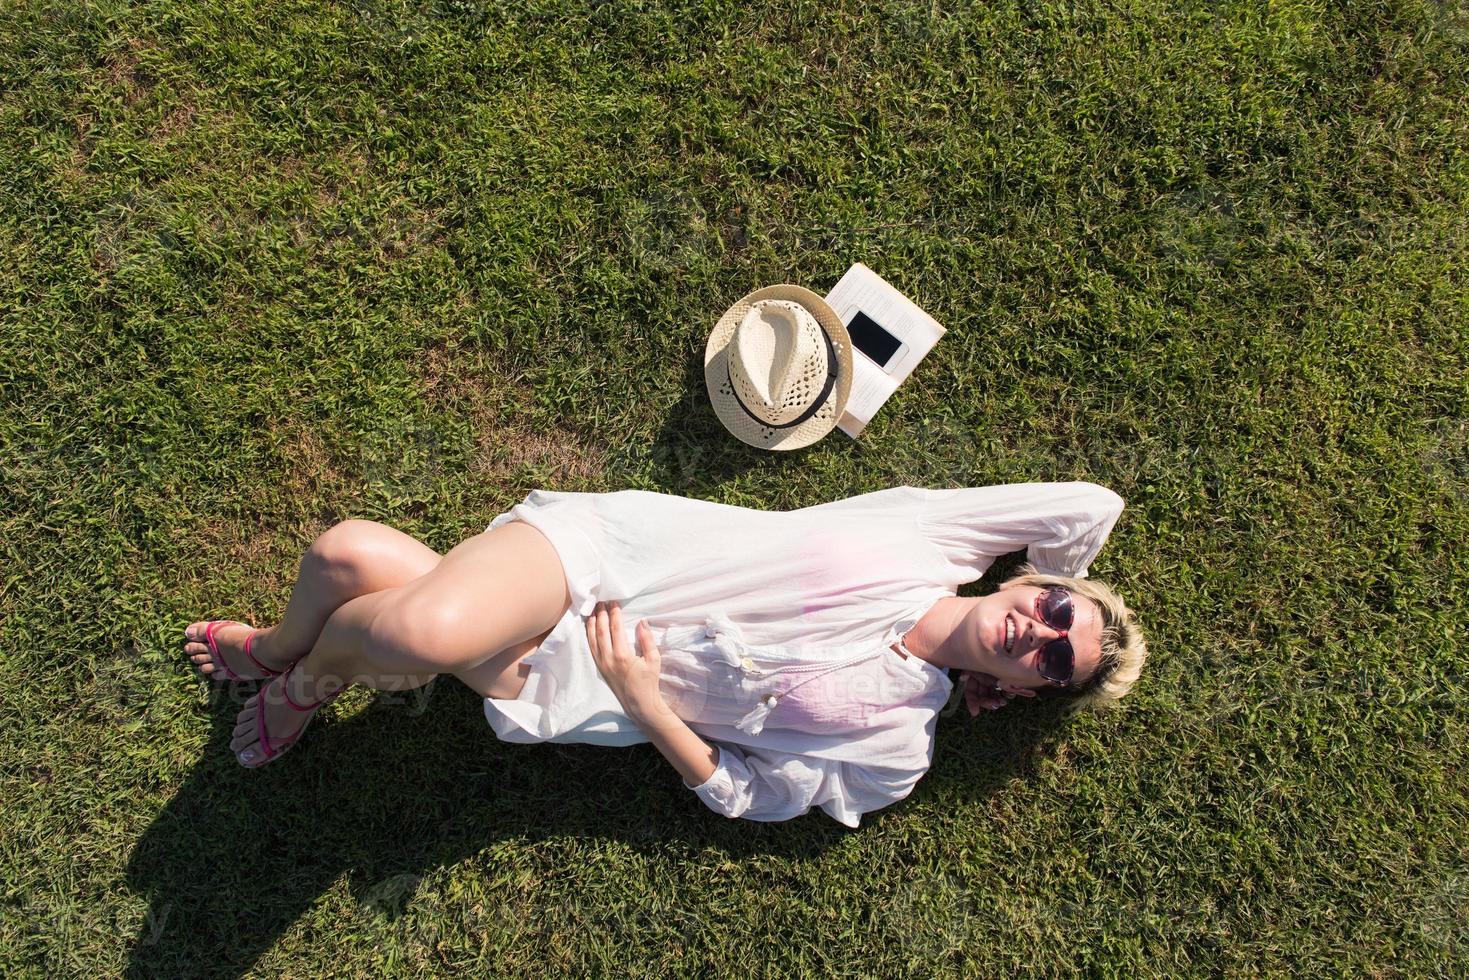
704;284;853;451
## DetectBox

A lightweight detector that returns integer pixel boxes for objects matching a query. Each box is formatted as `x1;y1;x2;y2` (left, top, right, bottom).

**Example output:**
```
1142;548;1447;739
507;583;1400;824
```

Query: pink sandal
192;620;285;683
239;661;344;768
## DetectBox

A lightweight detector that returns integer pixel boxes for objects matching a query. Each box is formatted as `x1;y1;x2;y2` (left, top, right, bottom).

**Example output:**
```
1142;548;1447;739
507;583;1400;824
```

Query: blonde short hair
1000;563;1148;707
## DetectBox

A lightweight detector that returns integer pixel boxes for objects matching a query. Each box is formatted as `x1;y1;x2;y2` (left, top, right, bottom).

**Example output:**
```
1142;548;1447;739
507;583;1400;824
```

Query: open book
825;263;948;438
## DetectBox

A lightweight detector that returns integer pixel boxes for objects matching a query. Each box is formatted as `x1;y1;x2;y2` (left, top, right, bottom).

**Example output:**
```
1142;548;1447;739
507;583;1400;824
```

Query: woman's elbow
1077;482;1125;520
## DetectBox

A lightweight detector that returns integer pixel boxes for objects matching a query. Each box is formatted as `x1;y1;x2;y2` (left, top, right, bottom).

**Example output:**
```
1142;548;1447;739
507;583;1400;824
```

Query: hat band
726;326;838;431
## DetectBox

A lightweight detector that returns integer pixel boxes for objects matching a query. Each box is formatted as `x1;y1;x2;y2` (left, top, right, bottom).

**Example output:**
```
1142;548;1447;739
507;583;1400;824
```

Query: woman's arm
632;704;720;788
911;481;1125;579
585;601;718;787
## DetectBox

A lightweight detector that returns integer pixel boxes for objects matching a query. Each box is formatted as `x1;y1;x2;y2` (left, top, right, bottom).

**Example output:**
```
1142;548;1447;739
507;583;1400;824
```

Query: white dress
483;481;1124;828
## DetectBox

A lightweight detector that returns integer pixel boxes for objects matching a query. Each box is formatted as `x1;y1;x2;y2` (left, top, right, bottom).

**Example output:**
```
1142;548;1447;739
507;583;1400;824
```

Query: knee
305;520;393;587
365;592;481;671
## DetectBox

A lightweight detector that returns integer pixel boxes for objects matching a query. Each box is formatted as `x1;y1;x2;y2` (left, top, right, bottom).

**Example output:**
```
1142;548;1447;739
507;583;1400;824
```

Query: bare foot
183;621;297;682
230;672;337;767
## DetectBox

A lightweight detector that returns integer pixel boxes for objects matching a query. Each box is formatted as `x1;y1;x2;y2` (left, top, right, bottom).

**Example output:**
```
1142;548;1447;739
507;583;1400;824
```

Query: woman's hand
959;671;1034;716
584;601;672;724
585;601;718;785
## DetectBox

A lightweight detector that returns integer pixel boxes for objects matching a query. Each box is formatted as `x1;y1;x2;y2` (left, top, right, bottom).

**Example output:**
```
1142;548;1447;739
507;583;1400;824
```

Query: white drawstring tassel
736;694;779;735
702;612;745;668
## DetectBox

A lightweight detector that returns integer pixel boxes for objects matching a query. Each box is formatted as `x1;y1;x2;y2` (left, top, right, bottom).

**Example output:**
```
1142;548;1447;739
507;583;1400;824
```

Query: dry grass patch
474;421;609;485
102;38;156;106
262;415;361;528
149;100;198;144
417;342;609;488
170;516;294;605
168;418;361;608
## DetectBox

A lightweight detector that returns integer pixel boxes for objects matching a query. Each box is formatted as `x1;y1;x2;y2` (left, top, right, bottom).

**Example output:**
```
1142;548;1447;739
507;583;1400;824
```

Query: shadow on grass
125;671;1065;977
643;327;812;493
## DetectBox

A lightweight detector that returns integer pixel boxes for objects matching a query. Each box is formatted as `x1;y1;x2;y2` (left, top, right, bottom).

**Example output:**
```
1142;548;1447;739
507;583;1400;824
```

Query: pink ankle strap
243;631;282;677
250;665;341;764
278;662;343;712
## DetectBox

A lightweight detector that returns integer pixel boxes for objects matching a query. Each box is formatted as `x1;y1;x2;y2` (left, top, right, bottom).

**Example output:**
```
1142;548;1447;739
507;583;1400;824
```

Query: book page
825;263;947;438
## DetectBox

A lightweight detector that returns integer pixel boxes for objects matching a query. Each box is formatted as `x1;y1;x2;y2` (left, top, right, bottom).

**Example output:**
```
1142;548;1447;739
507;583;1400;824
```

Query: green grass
2;0;1466;975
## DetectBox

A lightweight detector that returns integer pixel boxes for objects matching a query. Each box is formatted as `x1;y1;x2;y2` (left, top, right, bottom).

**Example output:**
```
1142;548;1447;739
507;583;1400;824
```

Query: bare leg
231;520;571;766
185;520;442;678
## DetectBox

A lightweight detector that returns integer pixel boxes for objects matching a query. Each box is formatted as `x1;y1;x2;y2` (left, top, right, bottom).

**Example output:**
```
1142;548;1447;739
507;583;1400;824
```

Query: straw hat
704;285;853;450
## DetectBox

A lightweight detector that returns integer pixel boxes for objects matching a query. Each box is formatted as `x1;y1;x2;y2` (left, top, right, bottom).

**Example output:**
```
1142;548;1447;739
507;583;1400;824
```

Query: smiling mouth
1004;617;1015;654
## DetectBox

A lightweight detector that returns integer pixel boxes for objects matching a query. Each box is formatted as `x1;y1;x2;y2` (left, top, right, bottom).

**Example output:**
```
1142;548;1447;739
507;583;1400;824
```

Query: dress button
740;657;754;670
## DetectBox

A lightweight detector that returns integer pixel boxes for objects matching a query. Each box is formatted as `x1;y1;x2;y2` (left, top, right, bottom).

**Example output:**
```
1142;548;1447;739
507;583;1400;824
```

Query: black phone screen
847;310;903;366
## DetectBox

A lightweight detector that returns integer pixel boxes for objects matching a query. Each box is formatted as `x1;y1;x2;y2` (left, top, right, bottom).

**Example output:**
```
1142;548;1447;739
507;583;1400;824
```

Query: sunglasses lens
1039;638;1075;685
1038;588;1074;630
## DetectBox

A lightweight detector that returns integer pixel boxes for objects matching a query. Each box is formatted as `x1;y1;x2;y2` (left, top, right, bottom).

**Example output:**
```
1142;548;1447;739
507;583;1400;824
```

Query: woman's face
968;584;1105;692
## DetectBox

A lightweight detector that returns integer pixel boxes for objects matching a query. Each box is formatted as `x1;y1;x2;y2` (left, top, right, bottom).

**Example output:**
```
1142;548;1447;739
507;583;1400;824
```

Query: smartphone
846;310;908;373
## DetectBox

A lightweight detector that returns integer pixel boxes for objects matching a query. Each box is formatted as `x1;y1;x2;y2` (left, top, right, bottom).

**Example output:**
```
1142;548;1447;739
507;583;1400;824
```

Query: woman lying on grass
184;481;1148;828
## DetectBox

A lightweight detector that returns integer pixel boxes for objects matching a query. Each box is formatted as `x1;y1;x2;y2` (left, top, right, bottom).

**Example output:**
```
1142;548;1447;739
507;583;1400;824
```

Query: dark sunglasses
1032;587;1076;686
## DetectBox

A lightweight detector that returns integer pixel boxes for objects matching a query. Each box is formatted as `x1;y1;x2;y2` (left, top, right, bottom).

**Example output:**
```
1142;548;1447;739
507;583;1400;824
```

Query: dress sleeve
682;742;927;829
911;481;1124;580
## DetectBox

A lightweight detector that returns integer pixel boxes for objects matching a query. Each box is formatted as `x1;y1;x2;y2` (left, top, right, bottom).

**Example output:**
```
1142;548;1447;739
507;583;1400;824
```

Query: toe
231;719;258;754
234;735;262;766
232;710;266;764
233;697;257;722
